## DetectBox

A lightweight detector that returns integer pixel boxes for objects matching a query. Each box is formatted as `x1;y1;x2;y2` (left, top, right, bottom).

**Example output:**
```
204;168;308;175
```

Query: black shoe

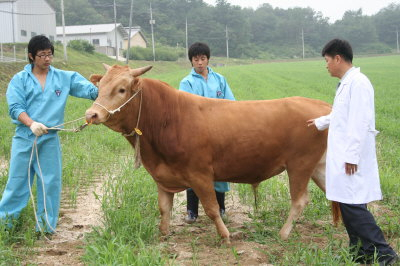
220;209;225;217
379;254;399;266
220;209;228;222
184;210;197;224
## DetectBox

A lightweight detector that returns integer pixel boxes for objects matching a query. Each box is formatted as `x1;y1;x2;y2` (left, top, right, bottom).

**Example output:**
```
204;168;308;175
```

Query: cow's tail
251;183;260;211
331;201;341;226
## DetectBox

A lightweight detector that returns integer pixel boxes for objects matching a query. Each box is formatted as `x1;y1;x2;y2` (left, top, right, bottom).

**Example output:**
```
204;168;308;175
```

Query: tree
374;4;400;48
332;9;379;51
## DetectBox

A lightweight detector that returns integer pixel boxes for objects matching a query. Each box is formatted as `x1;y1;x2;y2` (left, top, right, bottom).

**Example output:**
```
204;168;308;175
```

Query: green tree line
48;0;400;59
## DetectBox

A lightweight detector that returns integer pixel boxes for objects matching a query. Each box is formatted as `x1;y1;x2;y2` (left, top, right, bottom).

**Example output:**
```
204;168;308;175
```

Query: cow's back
177;96;331;184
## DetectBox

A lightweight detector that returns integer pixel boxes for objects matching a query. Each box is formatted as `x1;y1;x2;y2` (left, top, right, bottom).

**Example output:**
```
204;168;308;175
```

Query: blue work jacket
6;64;98;139
179;67;235;101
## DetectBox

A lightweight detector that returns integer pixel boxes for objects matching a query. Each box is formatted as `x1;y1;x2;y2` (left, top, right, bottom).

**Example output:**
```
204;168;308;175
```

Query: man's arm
69;72;98;100
17;112;34;127
179;79;194;93
220;76;235;101
6;76;48;136
18;112;48;136
307;113;331;130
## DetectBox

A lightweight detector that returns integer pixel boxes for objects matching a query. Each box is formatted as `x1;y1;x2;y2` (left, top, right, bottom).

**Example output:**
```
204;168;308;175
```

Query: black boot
185;189;199;223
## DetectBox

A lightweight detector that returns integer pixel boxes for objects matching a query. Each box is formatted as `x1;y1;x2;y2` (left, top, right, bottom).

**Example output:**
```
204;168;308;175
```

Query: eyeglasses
36;54;53;59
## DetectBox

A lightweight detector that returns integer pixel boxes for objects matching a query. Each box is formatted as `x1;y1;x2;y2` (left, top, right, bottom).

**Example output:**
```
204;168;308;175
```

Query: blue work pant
0;134;61;233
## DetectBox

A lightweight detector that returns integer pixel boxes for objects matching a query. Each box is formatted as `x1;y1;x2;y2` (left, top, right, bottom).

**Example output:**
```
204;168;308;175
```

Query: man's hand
307;119;316;127
345;163;358;175
30;122;48;136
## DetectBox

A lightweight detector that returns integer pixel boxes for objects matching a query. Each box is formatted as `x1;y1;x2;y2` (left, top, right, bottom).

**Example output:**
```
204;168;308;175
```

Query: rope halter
93;88;142;117
93;87;144;168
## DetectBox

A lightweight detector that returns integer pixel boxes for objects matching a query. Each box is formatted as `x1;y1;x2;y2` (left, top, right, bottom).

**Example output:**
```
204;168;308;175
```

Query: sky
203;0;400;23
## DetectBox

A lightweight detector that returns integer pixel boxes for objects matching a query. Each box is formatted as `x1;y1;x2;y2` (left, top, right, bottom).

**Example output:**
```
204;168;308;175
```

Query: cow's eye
119;88;126;93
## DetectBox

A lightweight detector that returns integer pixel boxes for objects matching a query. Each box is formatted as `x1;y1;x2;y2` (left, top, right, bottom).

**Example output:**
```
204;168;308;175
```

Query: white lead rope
28;117;89;241
28;136;57;240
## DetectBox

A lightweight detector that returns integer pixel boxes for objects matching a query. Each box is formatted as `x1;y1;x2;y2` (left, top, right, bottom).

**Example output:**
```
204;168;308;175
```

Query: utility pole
397;28;399;53
61;0;67;61
114;0;118;61
11;1;15;43
301;28;305;59
149;2;155;61
185;16;188;60
225;25;229;62
126;0;134;64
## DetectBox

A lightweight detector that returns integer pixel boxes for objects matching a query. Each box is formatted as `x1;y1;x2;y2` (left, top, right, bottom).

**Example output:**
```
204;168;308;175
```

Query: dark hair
188;42;210;62
321;39;353;63
28;35;54;63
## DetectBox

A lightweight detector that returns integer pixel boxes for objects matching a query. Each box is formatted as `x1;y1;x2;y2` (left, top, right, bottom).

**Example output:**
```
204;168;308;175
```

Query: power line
0;9;55;15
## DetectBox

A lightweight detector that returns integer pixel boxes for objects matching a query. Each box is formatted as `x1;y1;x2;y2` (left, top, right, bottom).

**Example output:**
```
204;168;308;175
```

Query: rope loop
93;88;142;117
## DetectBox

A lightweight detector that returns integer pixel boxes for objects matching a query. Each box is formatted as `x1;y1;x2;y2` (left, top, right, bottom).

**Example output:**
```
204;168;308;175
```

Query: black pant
339;203;397;263
186;188;225;217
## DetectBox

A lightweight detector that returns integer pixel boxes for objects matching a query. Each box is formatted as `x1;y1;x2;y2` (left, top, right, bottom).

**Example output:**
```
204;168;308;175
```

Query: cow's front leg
157;185;174;235
193;182;230;244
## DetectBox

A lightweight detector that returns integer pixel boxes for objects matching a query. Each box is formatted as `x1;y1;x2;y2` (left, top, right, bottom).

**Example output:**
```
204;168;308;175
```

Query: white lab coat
315;67;382;204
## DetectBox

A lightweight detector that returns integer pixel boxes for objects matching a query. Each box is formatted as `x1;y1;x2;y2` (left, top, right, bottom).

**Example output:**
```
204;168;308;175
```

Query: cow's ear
130;65;153;77
89;74;103;87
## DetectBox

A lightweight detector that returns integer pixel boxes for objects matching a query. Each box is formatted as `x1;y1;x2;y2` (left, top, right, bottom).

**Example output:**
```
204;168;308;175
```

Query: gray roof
56;23;128;38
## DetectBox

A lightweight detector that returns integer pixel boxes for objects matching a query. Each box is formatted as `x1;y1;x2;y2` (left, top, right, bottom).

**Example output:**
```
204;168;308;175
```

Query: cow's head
85;64;152;127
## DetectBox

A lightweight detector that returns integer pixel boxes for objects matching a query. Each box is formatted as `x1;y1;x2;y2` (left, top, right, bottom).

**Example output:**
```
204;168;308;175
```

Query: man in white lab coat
308;39;398;265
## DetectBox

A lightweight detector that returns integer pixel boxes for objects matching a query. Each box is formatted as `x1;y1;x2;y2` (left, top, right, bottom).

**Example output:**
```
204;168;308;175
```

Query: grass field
0;48;399;264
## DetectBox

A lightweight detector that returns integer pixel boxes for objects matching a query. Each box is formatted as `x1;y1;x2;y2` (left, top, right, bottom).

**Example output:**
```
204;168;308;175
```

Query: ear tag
134;128;142;135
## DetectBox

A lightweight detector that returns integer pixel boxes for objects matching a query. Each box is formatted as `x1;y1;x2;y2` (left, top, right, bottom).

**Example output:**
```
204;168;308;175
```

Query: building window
31;32;37;37
21;30;27;37
49;35;54;41
92;39;99;45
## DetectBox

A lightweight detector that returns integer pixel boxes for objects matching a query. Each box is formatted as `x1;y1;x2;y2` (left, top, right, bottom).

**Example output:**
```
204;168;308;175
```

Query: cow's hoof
279;230;290;240
159;227;170;236
221;237;231;246
160;235;170;241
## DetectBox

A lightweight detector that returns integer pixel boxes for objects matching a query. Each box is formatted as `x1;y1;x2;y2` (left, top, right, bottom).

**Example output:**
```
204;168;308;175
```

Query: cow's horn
102;63;111;71
130;65;153;77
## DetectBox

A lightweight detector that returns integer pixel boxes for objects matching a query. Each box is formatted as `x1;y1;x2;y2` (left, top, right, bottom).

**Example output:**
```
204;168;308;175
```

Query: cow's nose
85;110;99;124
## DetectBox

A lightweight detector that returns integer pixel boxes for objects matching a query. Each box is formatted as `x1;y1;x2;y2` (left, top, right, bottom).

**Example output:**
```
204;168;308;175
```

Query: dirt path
28;180;274;265
30;180;104;265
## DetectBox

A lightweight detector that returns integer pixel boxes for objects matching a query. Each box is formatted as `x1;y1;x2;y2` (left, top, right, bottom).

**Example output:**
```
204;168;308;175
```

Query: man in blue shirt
179;42;235;223
0;35;98;234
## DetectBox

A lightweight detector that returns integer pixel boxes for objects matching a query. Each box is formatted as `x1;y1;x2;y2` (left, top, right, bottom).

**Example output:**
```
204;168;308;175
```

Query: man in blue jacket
0;35;98;233
179;42;235;223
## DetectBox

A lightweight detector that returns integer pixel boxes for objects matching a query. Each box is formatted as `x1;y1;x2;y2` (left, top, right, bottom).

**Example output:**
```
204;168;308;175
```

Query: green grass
0;48;399;264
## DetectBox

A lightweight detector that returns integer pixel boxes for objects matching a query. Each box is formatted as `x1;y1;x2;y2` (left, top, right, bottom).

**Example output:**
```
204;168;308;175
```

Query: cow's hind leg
157;185;174;236
279;168;312;240
192;181;230;244
311;152;326;192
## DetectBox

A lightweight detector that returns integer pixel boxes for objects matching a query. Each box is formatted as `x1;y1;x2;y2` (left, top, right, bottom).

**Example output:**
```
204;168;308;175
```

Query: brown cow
85;64;334;243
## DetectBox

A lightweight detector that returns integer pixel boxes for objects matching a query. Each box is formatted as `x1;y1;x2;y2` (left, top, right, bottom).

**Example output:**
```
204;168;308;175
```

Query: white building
56;23;128;56
0;0;56;43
